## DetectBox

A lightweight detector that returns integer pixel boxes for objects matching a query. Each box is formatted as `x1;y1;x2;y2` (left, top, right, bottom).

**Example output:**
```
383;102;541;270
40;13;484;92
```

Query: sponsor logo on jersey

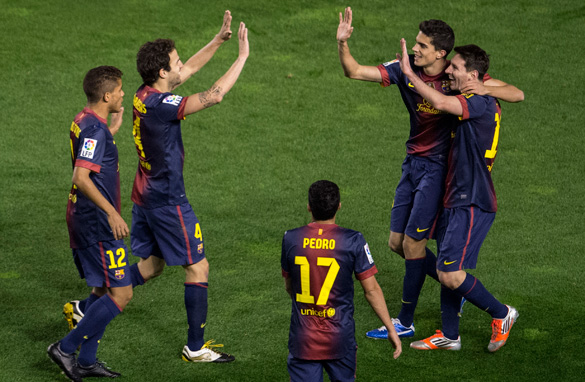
163;94;183;106
416;98;443;114
383;59;399;66
80;138;97;159
300;307;336;318
364;243;374;264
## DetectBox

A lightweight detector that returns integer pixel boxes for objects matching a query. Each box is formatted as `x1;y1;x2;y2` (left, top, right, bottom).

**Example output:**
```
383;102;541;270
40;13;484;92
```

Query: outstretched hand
217;10;233;41
238;22;249;58
337;7;354;42
397;38;414;77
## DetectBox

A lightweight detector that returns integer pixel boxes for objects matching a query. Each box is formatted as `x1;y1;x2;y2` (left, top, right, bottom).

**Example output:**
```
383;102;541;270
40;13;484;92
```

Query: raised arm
398;38;463;115
461;77;525;103
183;22;249;116
360;276;402;359
337;7;382;82
178;10;234;85
72;167;129;240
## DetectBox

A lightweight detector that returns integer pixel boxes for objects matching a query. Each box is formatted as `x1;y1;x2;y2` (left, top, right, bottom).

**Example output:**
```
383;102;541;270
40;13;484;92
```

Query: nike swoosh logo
444;260;457;265
200;323;207;328
408;82;414;88
416;227;429;232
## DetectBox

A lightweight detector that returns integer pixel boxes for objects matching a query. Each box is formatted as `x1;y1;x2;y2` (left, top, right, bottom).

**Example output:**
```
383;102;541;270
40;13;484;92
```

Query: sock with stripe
454;273;508;318
185;282;208;351
440;286;462;340
130;263;145;287
59;294;121;356
397;257;425;327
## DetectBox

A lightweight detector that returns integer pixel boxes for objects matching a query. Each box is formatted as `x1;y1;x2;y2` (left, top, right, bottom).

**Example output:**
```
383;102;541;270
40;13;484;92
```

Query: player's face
412;32;442;68
167;49;183;89
445;54;471;91
108;79;124;113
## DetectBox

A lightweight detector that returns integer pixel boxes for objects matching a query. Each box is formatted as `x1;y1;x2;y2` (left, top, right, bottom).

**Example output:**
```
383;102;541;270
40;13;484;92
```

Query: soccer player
282;180;402;382
397;39;519;351
336;7;524;340
129;11;248;363
48;66;130;381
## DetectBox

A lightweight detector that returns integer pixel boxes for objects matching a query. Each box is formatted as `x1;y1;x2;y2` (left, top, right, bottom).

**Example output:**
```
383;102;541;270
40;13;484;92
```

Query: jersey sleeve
281;231;291;278
74;126;106;173
377;55;413;87
154;94;189;122
456;94;489;121
352;233;378;280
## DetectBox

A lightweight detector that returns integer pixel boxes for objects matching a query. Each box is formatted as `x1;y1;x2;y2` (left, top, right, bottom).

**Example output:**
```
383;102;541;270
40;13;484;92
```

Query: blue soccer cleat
366;318;415;339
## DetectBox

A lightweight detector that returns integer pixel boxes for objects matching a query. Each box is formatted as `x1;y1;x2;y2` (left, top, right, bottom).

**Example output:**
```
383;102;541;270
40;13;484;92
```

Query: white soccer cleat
182;340;235;363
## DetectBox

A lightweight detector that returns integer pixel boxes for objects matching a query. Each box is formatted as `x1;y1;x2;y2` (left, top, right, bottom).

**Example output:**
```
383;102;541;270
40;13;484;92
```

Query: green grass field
1;0;584;380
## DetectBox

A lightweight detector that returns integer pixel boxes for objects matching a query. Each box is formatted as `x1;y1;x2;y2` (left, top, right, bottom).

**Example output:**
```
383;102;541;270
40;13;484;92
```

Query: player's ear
307;204;312;213
159;67;167;80
103;91;111;103
337;203;341;211
437;49;447;60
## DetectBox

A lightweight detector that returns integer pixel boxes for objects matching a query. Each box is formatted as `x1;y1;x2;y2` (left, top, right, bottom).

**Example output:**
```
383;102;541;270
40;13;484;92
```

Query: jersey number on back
294;256;340;305
484;112;501;159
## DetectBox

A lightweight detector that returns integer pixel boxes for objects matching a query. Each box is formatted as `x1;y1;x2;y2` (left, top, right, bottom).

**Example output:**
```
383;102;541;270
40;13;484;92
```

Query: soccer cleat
182;340;235;363
47;342;82;382
410;330;461;351
63;300;84;330
77;359;121;378
366;318;415;339
488;305;519;352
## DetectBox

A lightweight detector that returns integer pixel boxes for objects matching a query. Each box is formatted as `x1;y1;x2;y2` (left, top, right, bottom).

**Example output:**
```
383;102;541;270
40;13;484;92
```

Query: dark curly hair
454;44;490;80
419;20;455;56
136;39;176;86
83;66;123;104
308;180;340;221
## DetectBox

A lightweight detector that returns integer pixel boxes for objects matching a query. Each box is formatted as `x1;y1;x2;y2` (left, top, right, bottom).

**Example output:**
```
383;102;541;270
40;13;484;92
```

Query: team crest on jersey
115;269;125;280
364;243;374;264
442;80;451;93
197;243;204;254
383;59;399;67
80;138;97;159
162;95;183;106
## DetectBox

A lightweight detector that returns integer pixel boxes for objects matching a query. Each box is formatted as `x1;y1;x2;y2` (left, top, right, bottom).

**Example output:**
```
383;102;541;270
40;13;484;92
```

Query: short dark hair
308;180;340;221
136;39;176;86
83;66;123;104
454;44;490;80
419;20;455;56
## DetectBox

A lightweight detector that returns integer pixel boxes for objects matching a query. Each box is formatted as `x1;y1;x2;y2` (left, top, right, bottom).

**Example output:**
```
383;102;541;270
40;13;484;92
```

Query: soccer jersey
378;55;458;160
443;94;502;212
281;222;378;360
66;107;121;249
131;84;189;209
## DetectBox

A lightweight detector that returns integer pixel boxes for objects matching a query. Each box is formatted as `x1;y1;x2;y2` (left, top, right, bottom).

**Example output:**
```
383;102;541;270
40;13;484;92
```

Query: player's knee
110;287;133;309
438;272;460;290
184;258;209;282
388;236;404;257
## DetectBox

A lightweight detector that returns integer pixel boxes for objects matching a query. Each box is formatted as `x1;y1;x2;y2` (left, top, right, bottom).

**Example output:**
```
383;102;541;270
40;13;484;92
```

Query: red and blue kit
437;94;502;272
66;107;121;249
281;223;377;361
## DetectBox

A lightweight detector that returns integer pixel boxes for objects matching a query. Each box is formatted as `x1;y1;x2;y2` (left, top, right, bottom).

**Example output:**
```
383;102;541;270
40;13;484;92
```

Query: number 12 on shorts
107;248;127;269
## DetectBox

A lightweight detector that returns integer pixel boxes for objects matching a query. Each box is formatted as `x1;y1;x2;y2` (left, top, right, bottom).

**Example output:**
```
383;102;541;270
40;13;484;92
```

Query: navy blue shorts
390;155;446;240
131;203;205;266
287;347;357;382
72;240;132;288
436;206;495;272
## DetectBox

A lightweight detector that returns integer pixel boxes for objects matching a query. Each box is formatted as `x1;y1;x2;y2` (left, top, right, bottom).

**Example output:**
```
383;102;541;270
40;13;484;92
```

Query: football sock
185;282;208;351
454;273;508;318
60;294;121;355
424;248;439;281
77;327;106;367
130;263;145;287
397;257;425;327
79;292;100;312
440;286;462;340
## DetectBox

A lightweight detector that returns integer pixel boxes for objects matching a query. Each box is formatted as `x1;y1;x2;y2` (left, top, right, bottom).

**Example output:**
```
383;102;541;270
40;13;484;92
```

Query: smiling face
412;31;445;68
445;54;474;91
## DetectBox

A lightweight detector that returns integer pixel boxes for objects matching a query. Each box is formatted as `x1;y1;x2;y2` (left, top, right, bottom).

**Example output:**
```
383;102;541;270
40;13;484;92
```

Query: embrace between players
48;7;524;382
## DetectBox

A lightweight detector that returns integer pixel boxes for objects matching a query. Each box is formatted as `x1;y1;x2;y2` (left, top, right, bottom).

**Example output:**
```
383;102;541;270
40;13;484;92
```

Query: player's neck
151;80;172;93
311;217;337;225
86;102;109;120
423;58;448;77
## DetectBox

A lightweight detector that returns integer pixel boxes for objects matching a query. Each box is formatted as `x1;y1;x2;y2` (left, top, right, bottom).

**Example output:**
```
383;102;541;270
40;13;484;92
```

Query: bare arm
461;78;525;103
108;107;123;136
178;10;233;85
72;167;129;240
184;22;249;115
360;276;402;359
398;38;463;115
337;7;382;82
284;277;293;298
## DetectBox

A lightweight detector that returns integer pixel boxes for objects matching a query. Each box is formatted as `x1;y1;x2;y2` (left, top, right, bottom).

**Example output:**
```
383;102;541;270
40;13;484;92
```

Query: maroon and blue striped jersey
281;222;378;360
443;94;502;212
131;84;189;209
378;55;458;160
66;108;121;249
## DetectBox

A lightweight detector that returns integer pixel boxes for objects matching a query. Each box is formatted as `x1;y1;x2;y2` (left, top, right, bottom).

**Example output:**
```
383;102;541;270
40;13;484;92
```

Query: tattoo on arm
198;85;223;108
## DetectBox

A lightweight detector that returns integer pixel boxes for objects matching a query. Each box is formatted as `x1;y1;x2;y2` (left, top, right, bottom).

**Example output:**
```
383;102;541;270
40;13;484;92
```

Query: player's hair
83;66;123;104
136;38;176;86
454;44;490;80
308;180;340;221
419;20;455;56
